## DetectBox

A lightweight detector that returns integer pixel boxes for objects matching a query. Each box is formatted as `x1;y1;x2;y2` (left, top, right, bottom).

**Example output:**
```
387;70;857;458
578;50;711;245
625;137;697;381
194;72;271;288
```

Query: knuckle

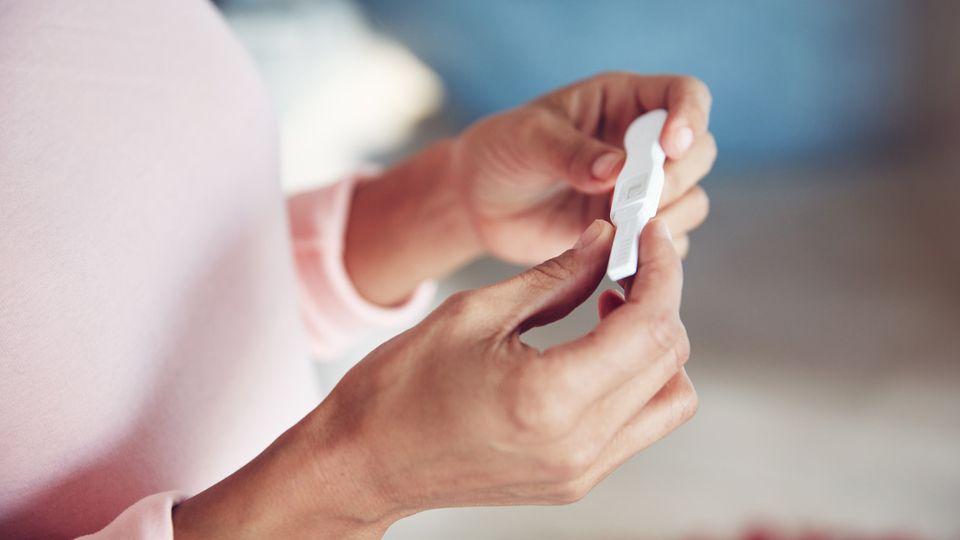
674;382;699;425
595;70;628;84
642;257;681;289
691;187;711;221
515;106;551;139
551;479;590;505
440;290;469;314
646;310;686;362
682;76;713;107
673;325;692;369
562;138;592;178
527;254;578;289
676;74;699;88
506;382;574;439
640;262;669;285
440;290;483;320
543;445;596;482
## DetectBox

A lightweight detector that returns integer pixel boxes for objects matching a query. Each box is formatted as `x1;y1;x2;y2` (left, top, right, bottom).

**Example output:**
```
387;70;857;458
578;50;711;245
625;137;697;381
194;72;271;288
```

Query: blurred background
218;1;960;538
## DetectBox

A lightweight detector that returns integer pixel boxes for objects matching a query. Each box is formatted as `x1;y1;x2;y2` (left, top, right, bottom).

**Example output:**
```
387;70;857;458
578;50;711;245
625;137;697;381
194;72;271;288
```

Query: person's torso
0;1;320;536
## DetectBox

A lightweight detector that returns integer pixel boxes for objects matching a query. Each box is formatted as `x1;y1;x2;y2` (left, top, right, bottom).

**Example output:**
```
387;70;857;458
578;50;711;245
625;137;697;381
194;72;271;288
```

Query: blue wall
357;0;912;168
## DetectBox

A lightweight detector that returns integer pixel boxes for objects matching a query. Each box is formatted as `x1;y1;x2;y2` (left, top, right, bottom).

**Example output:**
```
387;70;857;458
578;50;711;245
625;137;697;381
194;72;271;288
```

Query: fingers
527;110;625;194
575;335;692;456
529;73;713;192
554;73;712;153
542;219;684;397
597;289;625;320
656;76;713;159
532;369;697;504
483;219;614;334
662;132;717;204
583;370;698;486
625;219;682;306
657;186;710;239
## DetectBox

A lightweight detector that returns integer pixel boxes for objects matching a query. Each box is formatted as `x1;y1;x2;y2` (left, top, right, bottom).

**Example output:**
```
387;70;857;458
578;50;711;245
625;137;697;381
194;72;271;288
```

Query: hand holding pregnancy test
607;109;668;282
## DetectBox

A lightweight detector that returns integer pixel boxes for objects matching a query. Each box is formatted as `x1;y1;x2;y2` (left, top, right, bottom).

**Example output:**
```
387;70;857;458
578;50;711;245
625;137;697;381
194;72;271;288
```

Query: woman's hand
451;72;716;263
175;219;697;539
174;220;697;538
345;72;715;305
331;219;695;513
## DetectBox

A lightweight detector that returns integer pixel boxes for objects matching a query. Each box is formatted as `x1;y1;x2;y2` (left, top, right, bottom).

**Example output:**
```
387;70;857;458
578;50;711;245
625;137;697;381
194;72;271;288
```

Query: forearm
171;401;405;540
344;140;483;306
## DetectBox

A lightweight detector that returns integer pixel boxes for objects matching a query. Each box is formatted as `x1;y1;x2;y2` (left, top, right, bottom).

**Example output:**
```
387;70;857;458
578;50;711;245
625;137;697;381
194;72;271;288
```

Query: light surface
361;159;960;539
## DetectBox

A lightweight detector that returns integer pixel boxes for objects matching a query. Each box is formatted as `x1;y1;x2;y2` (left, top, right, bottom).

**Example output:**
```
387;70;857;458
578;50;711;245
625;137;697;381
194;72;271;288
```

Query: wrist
299;396;415;535
345;139;484;305
172;402;404;540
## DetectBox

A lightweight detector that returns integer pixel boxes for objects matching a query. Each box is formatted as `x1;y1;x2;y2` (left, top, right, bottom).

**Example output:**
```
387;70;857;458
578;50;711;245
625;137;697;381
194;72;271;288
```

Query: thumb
532;114;625;193
486;219;614;334
625;219;683;310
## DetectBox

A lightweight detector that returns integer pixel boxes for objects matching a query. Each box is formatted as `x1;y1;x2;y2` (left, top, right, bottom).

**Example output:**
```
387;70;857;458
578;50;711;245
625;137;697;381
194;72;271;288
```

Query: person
0;1;715;538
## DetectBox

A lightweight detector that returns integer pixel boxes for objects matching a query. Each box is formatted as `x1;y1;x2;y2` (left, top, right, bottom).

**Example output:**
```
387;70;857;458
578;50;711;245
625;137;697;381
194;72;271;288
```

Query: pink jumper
0;1;433;537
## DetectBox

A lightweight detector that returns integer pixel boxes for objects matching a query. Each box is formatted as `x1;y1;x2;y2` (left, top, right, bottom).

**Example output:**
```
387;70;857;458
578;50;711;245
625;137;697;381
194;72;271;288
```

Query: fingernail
574;219;604;249
590;152;622;180
672;126;693;155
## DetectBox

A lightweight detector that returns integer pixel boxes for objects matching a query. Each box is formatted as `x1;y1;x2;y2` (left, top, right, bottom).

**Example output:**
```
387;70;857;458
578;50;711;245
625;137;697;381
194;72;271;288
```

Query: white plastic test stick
606;109;668;282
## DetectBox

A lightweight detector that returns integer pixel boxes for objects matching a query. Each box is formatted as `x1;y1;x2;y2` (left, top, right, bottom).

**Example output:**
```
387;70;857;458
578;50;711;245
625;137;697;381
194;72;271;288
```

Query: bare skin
172;72;716;538
344;72;714;305
173;220;695;539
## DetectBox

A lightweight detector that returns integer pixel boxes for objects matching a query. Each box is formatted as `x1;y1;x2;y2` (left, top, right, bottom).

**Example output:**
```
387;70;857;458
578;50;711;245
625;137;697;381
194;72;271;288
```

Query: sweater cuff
287;174;436;360
76;491;188;540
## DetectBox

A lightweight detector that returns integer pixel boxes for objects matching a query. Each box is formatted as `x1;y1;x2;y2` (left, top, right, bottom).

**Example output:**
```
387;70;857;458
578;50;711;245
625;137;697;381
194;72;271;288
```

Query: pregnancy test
606;109;668;282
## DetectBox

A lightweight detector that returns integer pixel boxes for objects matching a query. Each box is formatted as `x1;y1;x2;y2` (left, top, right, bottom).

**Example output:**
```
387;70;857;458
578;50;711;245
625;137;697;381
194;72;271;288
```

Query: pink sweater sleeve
287;174;437;360
73;177;434;539
75;493;186;539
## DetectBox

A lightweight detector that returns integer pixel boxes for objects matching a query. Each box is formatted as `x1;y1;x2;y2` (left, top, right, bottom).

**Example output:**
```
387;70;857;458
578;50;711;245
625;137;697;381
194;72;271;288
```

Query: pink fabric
75;493;185;540
0;1;431;538
288;177;437;359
